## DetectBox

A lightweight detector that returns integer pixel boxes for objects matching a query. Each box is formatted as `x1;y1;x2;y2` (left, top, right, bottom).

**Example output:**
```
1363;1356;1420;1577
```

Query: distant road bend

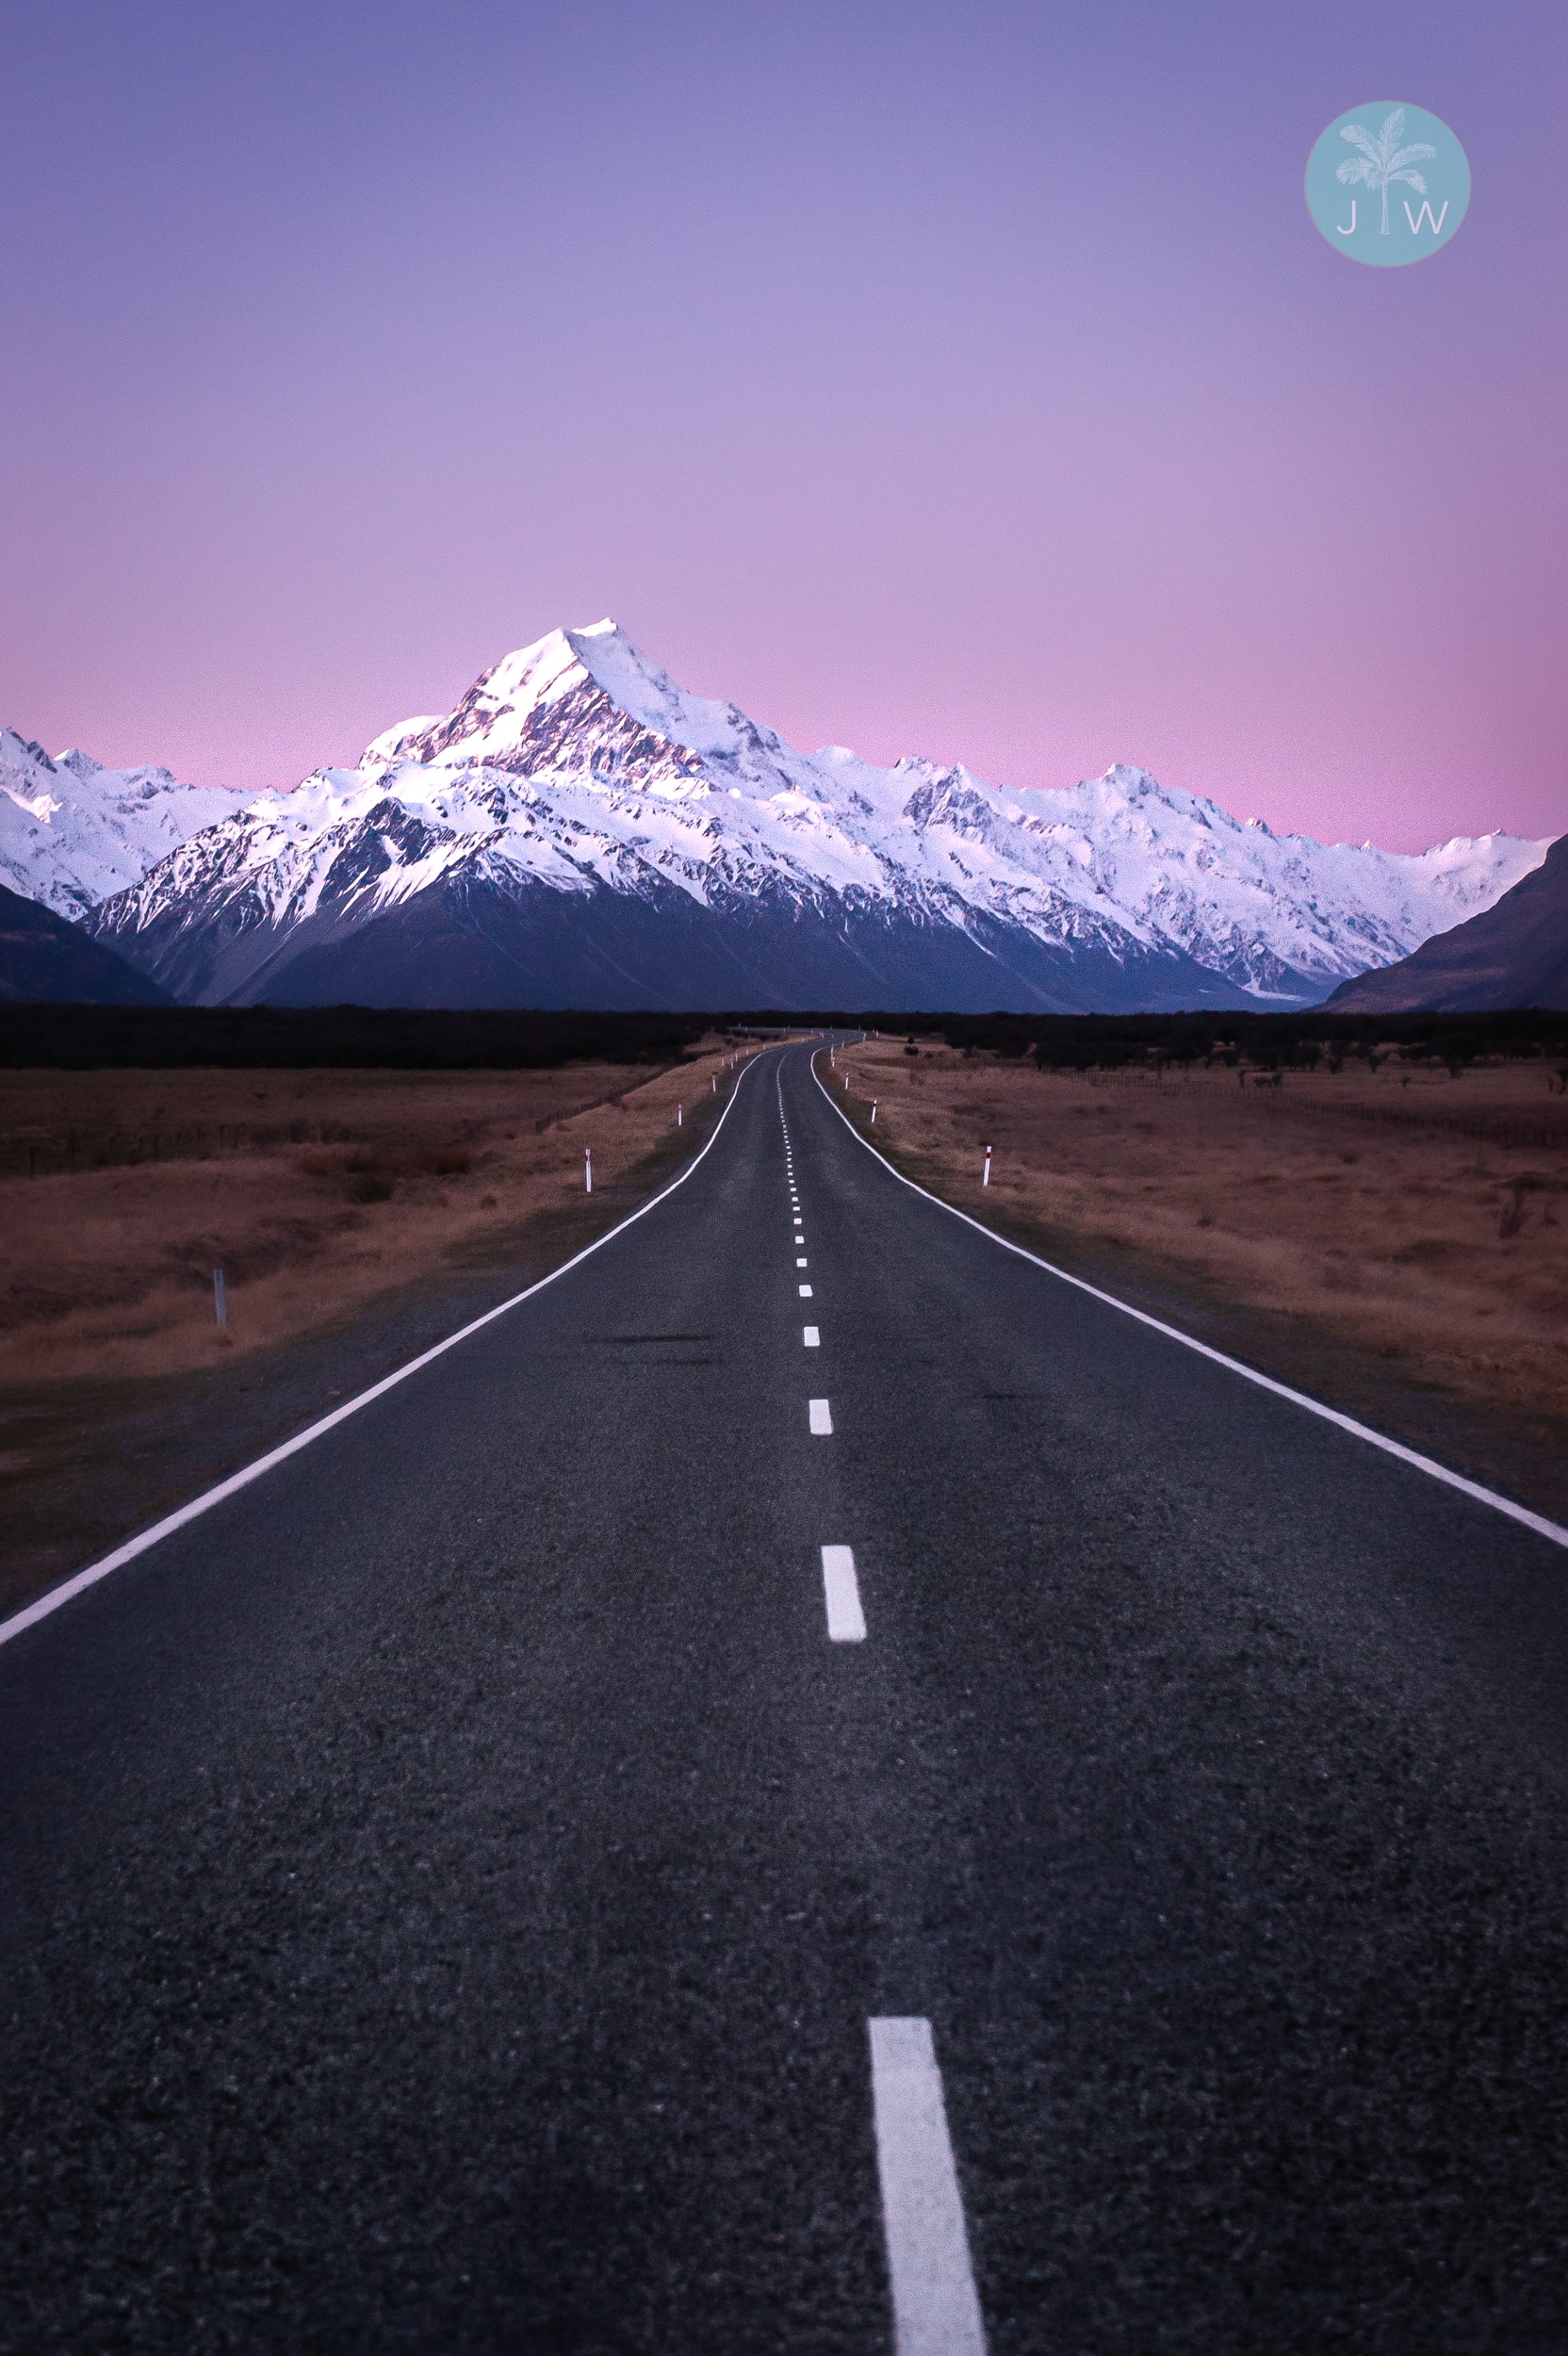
5;1040;1568;2353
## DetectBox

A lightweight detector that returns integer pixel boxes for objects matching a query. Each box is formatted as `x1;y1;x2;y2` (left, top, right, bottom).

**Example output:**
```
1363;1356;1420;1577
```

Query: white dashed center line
868;2018;988;2355
803;1325;820;1348
808;1399;833;1435
796;1256;808;1268
799;1284;813;1298
820;1546;865;1642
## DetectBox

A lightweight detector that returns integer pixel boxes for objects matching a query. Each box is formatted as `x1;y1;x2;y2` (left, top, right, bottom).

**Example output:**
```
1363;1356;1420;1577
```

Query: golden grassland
0;1045;756;1387
837;1038;1568;1433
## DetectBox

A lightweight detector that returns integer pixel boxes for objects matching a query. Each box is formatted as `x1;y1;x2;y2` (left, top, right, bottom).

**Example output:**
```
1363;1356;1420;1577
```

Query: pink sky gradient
1;0;1563;853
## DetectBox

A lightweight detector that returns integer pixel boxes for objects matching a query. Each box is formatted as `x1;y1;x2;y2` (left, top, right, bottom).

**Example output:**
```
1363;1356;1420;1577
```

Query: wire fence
1264;1097;1568;1153
1062;1064;1568;1152
3;1120;362;1181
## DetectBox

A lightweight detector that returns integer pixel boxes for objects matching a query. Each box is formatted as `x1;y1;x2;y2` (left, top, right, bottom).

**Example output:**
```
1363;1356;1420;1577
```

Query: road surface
4;1041;1568;2353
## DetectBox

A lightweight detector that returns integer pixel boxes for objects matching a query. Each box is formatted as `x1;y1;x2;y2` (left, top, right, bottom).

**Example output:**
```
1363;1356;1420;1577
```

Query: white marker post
585;1146;593;1194
981;1146;991;1187
212;1268;227;1326
871;1101;877;1123
678;1103;683;1127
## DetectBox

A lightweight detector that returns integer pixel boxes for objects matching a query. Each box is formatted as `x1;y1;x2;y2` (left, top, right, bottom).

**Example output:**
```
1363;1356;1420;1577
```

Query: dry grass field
0;1045;755;1387
836;1037;1568;1440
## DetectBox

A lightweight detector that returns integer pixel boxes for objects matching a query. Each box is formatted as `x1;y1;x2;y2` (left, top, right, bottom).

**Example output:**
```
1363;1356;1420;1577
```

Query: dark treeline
883;1007;1568;1070
0;1005;725;1070
1;1002;1564;1072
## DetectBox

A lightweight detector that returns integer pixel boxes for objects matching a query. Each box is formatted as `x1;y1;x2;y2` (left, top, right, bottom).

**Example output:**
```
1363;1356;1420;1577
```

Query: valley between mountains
1;622;1548;1013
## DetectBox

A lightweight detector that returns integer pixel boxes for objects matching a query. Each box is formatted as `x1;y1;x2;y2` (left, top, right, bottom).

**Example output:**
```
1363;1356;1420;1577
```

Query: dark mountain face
1327;835;1568;1012
0;881;171;1006
97;865;1269;1015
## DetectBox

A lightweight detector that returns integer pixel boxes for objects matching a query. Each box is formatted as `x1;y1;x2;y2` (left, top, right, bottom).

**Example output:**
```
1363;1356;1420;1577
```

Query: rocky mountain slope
15;622;1547;1012
1328;833;1567;1011
0;880;170;1006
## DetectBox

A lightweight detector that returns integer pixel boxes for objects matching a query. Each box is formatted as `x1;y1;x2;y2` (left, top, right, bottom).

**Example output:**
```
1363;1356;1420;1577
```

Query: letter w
1403;199;1450;235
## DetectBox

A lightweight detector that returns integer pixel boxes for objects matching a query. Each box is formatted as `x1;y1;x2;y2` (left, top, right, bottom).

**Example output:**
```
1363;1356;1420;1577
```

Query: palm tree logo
1335;106;1438;235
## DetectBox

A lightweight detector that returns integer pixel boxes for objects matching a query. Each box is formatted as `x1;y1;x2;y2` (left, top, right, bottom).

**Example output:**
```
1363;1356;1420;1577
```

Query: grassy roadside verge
820;1040;1568;1530
0;1044;784;1618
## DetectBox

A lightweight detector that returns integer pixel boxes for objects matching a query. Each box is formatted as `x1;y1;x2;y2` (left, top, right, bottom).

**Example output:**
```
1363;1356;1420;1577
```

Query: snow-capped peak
11;625;1554;1011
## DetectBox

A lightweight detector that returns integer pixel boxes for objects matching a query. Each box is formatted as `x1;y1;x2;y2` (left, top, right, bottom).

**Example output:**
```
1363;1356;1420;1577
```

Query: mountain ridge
1327;834;1568;1012
8;622;1547;1011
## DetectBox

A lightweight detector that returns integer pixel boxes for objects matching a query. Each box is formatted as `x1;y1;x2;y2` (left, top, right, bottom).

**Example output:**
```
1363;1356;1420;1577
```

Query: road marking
804;1325;820;1347
810;1053;1568;1554
820;1545;866;1641
0;1051;776;1656
868;2018;987;2356
796;1256;808;1268
808;1399;833;1434
799;1284;813;1297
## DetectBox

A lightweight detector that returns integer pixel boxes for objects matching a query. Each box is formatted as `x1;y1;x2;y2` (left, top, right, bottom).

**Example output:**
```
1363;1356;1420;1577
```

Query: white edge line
0;1051;776;1653
808;1048;1568;1552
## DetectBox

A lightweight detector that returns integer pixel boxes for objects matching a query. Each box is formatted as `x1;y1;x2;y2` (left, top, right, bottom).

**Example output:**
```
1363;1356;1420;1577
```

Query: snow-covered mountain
0;728;248;920
40;620;1556;1011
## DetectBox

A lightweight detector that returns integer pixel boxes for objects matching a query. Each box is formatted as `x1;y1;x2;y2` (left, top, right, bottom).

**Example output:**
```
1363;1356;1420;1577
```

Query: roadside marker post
212;1268;227;1326
678;1103;683;1127
585;1147;593;1195
982;1147;991;1187
871;1101;877;1123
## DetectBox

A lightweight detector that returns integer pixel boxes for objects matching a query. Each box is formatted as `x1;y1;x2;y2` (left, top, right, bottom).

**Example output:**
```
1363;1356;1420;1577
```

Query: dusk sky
2;0;1563;853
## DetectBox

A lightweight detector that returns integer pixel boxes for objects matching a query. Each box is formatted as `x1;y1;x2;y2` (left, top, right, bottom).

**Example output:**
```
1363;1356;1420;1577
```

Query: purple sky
2;0;1563;852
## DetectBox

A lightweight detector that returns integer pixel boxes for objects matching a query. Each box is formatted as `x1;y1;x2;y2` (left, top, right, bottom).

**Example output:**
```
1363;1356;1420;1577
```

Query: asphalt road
4;1041;1568;2353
